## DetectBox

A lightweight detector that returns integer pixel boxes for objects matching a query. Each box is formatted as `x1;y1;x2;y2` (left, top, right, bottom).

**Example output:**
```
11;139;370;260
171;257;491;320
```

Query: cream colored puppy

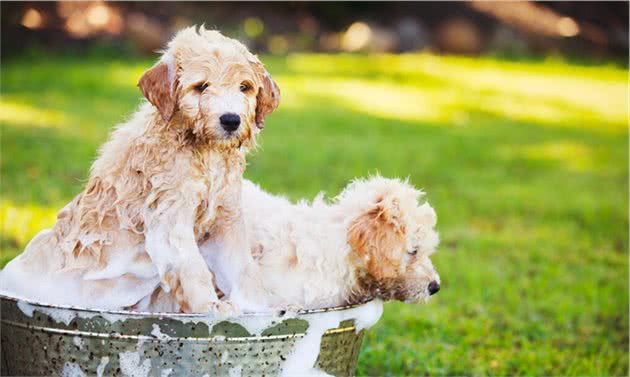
203;176;440;311
0;26;279;313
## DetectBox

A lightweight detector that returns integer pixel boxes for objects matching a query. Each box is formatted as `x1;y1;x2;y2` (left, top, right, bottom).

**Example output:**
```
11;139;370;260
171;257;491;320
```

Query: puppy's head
341;176;440;304
138;26;280;149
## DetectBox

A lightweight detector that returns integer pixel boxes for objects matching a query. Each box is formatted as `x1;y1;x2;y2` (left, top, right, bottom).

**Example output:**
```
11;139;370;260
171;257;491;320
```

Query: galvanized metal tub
0;294;370;376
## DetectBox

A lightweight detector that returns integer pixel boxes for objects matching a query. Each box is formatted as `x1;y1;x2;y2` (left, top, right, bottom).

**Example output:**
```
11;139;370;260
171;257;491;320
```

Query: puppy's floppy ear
138;55;179;122
347;197;406;280
251;60;280;129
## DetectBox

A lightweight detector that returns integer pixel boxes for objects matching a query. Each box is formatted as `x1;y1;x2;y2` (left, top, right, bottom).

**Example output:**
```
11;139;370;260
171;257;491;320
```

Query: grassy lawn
1;52;628;376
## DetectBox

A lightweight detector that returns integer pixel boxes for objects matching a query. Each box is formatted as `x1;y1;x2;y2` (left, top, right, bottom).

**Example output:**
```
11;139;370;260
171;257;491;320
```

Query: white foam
170;311;296;337
62;362;86;377
12;294;144;326
96;356;110;377
10;291;292;338
72;336;84;350
119;352;151;377
280;300;383;377
33;306;77;326
160;368;173;377
353;300;384;331
0;226;161;311
223;309;299;336
233;315;278;336
221;350;230;363
14;298;81;326
151;324;171;340
228;365;243;377
117;336;150;377
16;300;35;317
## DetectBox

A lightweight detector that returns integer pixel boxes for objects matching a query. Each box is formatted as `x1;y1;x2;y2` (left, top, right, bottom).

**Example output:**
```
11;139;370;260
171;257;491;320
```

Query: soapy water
119;351;152;377
96;357;110;377
118;337;151;377
228;365;243;377
221;350;230;363
151;324;171;340
72;336;84;350
12;292;301;339
13;296;145;326
281;299;384;377
62;362;86;377
0;255;160;311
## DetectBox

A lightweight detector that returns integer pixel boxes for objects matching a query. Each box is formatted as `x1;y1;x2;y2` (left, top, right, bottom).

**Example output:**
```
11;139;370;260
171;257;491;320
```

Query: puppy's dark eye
240;82;251;92
408;249;418;255
195;83;208;92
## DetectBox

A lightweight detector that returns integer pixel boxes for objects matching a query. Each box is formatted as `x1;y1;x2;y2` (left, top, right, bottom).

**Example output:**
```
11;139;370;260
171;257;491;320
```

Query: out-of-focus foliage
1;52;627;375
2;2;628;59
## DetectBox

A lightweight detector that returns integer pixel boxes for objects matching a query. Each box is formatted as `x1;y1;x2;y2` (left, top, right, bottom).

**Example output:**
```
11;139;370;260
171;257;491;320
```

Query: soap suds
12;295;144;326
16;300;35;317
62;362;86;377
1;254;159;312
231;310;299;336
280;300;383;377
96;356;109;377
221;350;230;363
353;300;384;331
151;324;170;340
232;315;277;336
11;293;290;337
119;337;150;377
119;352;151;377
72;336;84;350
228;365;243;377
160;368;173;377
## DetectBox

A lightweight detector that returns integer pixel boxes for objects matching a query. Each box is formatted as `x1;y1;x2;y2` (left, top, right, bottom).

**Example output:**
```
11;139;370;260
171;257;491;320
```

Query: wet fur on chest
51;120;245;271
193;150;245;242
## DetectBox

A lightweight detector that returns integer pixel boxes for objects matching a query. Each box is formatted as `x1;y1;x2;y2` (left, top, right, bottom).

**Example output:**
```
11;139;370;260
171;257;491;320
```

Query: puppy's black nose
220;113;240;132
428;281;440;296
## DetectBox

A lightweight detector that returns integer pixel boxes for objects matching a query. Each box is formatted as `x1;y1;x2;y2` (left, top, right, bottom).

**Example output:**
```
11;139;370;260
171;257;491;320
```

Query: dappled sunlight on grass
498;141;597;172
278;73;623;128
0;200;58;257
283;53;628;130
103;63;148;88
278;76;440;123
0;101;71;129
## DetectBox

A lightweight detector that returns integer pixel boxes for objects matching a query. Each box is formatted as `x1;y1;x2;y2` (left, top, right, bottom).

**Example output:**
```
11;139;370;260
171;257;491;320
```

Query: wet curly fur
202;176;440;311
0;26;280;313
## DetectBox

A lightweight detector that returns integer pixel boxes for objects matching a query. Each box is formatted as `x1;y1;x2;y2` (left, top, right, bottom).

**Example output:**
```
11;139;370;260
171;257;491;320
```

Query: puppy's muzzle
428;280;440;296
220;113;241;132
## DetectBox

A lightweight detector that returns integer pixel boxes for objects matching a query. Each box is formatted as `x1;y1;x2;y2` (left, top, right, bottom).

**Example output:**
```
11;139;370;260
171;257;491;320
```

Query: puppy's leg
144;185;234;314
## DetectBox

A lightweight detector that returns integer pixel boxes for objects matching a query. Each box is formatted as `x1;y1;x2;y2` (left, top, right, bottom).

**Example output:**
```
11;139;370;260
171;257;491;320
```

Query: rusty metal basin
0;293;372;376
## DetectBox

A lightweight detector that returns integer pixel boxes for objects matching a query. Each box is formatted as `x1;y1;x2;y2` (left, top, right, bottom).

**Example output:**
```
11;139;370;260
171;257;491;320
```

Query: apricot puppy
0;26;279;313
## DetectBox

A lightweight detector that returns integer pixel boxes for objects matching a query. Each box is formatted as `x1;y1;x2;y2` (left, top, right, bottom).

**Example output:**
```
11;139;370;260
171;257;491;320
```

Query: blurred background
1;1;628;376
1;1;629;58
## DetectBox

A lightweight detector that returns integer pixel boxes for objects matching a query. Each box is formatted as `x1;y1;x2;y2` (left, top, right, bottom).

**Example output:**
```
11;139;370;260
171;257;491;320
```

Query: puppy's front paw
273;303;303;314
211;299;240;318
184;298;239;317
175;266;222;313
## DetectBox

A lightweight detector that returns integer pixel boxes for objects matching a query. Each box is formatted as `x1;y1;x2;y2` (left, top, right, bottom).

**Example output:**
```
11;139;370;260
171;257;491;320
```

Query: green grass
1;52;628;376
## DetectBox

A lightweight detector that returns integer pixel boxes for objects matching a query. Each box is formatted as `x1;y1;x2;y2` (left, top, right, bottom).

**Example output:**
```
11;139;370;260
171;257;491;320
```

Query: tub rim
0;292;369;319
